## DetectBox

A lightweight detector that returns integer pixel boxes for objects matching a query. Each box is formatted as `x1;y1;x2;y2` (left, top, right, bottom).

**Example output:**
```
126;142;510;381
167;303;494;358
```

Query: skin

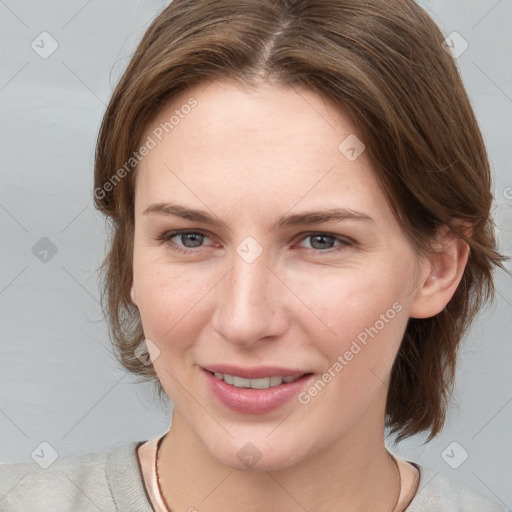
130;80;469;511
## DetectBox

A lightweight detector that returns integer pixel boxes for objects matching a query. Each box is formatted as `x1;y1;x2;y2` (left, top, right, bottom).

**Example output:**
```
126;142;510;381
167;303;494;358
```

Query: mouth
207;371;307;389
201;366;314;414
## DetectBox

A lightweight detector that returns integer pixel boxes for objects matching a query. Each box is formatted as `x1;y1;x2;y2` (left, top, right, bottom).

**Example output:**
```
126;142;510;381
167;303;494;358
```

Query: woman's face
132;80;430;471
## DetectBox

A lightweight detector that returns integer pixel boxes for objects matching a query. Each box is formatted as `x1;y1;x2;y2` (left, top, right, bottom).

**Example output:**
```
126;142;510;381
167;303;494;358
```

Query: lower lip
203;369;313;414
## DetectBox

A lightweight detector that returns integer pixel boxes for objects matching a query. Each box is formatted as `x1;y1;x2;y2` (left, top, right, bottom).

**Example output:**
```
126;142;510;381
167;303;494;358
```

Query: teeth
270;376;283;386
212;372;303;389
233;376;251;388
249;377;270;389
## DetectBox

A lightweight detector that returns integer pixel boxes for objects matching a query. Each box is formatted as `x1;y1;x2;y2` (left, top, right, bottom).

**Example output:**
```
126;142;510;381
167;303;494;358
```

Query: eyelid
294;231;354;245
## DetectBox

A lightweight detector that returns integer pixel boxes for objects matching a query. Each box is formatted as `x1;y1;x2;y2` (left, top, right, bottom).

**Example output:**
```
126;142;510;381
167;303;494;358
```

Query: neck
157;404;401;511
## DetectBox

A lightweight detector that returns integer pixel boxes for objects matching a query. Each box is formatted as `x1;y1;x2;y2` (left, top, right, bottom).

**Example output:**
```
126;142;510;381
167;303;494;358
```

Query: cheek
134;265;214;400
292;268;410;429
291;262;410;356
133;261;213;350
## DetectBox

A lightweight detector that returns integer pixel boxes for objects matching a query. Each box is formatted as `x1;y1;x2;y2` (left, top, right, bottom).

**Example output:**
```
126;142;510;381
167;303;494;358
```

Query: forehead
146;79;355;159
134;80;390;223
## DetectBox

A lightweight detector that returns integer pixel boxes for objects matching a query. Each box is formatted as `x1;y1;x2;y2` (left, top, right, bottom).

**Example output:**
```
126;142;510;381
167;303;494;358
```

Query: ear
130;283;137;306
409;226;470;319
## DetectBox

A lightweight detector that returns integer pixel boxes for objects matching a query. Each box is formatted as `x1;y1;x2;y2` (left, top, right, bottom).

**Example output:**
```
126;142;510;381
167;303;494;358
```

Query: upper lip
202;364;311;379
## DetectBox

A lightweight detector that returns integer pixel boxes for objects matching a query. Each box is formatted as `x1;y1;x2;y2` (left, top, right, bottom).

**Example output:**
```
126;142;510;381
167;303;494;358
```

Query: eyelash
156;229;354;255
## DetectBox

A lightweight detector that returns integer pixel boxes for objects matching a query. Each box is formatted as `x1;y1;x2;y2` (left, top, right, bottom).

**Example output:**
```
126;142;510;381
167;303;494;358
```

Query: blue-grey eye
175;232;205;248
308;234;336;250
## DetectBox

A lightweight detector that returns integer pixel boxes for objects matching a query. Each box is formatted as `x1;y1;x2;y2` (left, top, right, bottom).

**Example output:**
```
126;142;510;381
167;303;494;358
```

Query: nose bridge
212;244;285;345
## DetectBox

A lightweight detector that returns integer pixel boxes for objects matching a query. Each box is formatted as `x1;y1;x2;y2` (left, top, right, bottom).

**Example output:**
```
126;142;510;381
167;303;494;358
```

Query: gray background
1;0;511;507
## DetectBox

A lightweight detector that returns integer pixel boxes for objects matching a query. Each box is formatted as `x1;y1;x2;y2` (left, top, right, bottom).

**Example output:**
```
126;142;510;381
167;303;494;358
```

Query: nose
211;248;289;348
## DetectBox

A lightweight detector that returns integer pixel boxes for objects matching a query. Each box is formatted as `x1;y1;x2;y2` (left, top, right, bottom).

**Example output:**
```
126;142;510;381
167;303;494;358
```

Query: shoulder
0;441;152;512
408;464;507;512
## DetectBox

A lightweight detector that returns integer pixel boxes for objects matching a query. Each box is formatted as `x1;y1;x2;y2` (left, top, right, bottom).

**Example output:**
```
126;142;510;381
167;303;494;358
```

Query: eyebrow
142;203;375;229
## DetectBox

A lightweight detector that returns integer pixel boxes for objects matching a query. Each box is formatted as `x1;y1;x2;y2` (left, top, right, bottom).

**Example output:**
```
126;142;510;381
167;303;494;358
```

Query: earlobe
409;234;470;319
130;284;137;306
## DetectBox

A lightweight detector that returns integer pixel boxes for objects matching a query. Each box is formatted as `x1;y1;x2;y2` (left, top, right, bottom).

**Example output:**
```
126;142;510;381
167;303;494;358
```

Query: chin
203;433;311;473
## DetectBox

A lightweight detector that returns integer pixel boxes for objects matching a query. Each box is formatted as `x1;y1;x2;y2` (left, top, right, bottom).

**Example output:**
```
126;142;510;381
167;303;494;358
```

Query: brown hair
93;0;506;441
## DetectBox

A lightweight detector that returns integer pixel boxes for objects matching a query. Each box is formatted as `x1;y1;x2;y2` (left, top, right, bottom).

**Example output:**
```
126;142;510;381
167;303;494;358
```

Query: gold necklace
155;440;404;512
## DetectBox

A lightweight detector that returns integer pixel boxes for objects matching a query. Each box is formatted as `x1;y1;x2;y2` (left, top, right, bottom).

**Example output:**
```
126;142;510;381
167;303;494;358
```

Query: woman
0;0;507;510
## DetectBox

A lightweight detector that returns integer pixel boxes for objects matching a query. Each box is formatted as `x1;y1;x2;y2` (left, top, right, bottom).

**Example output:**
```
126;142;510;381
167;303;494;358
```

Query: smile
212;372;303;389
202;367;314;414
